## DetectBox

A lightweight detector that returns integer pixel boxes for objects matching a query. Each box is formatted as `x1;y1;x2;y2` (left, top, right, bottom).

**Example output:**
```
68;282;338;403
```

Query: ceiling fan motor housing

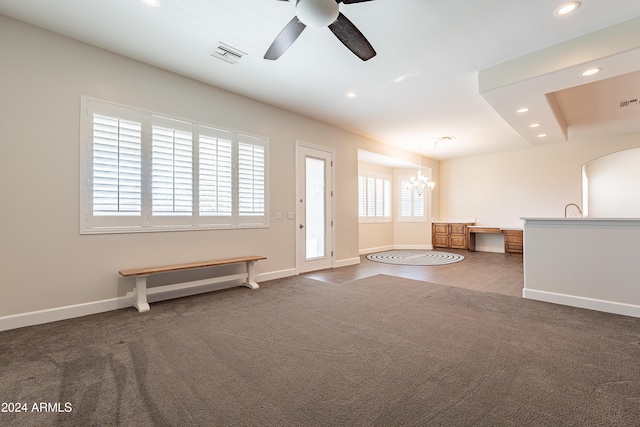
296;0;339;27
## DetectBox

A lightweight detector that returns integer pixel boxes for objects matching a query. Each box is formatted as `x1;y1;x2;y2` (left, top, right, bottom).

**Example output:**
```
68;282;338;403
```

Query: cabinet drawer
504;230;523;243
505;242;523;253
449;224;467;235
449;236;467;248
504;230;523;253
434;224;449;235
433;235;449;247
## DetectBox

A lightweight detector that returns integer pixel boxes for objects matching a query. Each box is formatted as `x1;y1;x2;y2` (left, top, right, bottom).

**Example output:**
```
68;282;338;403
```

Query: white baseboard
359;245;394;255
0;268;298;332
0;296;132;332
335;257;360;268
258;268;297;282
523;288;640;319
393;244;434;251
360;244;435;255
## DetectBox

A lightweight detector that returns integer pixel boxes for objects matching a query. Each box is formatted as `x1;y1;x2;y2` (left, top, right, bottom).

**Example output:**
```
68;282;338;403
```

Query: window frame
358;171;392;223
398;175;427;222
80;96;269;234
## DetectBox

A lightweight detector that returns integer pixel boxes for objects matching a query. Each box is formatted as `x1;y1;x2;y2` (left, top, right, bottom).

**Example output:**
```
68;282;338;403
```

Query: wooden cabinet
433;224;450;247
503;229;523;254
432;222;473;250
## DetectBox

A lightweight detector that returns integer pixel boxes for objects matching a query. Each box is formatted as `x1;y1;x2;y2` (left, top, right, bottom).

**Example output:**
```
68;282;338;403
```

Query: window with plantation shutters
81;97;269;234
399;176;425;222
375;178;383;217
358;176;366;217
238;135;266;219
367;177;375;217
91;114;142;217
151;117;193;218
198;126;233;218
358;171;391;223
383;180;391;217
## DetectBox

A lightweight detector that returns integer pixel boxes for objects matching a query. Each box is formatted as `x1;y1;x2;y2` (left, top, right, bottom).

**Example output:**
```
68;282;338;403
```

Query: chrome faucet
564;203;583;218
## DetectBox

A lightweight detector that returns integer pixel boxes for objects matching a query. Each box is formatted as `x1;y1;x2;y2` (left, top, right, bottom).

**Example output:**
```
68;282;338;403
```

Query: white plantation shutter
151;117;193;217
358;171;392;222
358;175;366;217
367;177;375;217
237;135;266;221
401;181;413;217
375;178;383;217
198;126;233;219
81;97;269;233
399;177;425;222
413;191;425;217
384;180;391;218
92;114;142;216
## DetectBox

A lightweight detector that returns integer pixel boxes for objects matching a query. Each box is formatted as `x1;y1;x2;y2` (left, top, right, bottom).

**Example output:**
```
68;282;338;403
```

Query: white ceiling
1;0;640;160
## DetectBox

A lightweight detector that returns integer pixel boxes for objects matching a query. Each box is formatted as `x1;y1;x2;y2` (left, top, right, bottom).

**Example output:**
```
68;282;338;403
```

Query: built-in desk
467;226;523;254
467;226;501;252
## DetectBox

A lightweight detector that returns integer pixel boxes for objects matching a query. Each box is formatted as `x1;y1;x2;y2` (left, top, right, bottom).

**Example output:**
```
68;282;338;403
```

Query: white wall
0;15;430;324
440;133;640;251
584;148;640;217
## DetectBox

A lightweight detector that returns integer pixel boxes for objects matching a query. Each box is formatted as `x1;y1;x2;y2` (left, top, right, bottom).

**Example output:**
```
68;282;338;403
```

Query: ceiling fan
264;0;376;61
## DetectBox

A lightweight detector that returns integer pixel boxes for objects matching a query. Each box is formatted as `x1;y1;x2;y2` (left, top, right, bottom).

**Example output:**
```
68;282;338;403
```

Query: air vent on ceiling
619;98;638;108
438;135;456;142
209;43;246;64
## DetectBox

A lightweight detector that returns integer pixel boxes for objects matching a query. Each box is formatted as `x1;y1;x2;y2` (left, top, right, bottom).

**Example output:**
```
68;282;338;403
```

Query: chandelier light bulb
407;165;434;196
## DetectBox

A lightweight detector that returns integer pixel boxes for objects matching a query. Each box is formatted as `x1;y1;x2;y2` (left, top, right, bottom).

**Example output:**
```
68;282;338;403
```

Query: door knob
299;223;304;229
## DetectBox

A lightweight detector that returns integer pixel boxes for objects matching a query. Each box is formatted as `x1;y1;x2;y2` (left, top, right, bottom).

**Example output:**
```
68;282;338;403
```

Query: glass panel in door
305;157;326;260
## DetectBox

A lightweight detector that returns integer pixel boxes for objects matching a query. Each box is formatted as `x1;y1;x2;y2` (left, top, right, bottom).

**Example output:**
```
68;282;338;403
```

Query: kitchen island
522;217;640;318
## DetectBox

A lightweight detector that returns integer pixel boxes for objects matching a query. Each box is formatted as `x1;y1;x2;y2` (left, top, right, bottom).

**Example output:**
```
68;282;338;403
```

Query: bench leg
242;261;260;289
134;275;151;312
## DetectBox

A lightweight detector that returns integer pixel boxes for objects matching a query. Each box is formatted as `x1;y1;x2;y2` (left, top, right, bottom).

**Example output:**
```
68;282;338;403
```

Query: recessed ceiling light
346;91;358;98
140;0;160;7
537;133;548;138
517;107;530;113
529;123;541;128
554;1;581;16
582;67;602;77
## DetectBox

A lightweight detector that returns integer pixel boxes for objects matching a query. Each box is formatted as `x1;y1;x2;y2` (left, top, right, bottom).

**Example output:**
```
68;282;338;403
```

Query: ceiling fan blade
338;0;374;3
328;12;376;61
264;17;307;60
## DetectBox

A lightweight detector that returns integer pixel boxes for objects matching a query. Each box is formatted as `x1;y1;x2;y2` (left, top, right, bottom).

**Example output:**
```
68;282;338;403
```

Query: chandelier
407;148;435;196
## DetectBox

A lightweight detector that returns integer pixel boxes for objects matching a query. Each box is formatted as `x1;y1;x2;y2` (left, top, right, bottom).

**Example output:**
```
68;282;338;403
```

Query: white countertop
521;217;640;222
432;219;475;224
467;225;523;231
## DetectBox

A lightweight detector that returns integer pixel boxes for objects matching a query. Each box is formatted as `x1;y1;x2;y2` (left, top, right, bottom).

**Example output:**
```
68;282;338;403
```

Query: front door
296;142;333;273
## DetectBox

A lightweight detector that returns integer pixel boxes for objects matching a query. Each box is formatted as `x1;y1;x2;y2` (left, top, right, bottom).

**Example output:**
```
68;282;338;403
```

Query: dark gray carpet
366;250;465;265
1;274;639;426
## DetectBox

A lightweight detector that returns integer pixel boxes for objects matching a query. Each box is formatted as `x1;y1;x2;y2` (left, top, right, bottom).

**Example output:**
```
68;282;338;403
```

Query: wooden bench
119;256;266;312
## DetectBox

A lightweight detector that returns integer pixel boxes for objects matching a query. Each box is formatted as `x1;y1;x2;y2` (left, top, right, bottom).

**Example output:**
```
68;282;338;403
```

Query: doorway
296;142;334;273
